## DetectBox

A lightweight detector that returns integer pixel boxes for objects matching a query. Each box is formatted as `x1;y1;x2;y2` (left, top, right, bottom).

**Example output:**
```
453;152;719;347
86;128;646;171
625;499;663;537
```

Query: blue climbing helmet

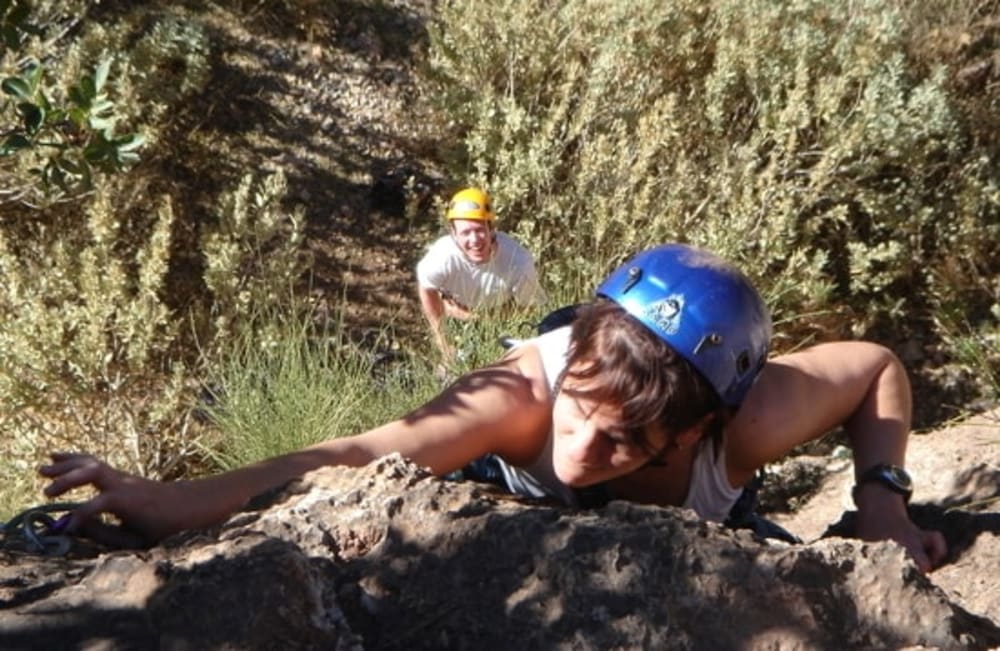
596;243;772;407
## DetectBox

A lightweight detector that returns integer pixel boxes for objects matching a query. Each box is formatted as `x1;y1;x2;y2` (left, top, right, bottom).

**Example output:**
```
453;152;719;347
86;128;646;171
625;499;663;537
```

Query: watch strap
851;463;912;505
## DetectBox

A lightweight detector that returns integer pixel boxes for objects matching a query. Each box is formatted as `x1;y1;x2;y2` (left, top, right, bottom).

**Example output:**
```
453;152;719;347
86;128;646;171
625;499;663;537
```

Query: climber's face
550;376;666;487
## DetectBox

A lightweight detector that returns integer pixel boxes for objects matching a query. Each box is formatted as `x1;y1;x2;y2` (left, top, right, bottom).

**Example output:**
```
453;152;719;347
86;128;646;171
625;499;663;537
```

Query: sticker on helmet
451;200;484;212
645;295;684;335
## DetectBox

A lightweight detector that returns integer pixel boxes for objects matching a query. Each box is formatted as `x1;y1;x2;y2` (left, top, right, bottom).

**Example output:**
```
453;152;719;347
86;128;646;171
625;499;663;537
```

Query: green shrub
934;290;1000;406
0;4;312;515
0;1;152;200
200;170;310;347
0;181;188;515
426;0;998;351
0;165;311;516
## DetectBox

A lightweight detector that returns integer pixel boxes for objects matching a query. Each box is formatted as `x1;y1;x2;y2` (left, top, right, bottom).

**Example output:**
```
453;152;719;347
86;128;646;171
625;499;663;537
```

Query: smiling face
550;375;669;487
450;218;495;264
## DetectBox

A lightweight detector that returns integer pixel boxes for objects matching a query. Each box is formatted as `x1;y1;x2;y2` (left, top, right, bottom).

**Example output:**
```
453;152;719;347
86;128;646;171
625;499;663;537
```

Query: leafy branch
0;0;143;199
1;58;144;196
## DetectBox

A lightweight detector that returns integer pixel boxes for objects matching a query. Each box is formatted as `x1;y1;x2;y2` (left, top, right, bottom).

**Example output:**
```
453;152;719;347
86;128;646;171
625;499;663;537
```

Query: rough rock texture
1;414;999;650
771;409;1000;626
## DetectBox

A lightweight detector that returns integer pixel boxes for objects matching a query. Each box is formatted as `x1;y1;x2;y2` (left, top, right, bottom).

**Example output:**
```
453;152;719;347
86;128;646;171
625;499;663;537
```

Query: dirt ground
109;0;448;351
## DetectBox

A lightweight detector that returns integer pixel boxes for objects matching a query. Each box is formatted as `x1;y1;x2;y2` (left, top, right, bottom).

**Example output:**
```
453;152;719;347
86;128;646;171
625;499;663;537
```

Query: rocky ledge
1;427;999;650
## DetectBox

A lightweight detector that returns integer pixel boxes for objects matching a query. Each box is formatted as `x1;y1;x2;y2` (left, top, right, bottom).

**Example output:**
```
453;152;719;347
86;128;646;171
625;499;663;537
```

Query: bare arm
41;354;551;546
726;341;946;570
726;342;910;475
418;284;454;360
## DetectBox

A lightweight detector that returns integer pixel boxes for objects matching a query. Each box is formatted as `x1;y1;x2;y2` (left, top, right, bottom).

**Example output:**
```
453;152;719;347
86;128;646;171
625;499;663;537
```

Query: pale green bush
0;167;310;516
0;182;187;495
0;7;213;514
427;0;998;348
201;170;310;347
0;6;313;515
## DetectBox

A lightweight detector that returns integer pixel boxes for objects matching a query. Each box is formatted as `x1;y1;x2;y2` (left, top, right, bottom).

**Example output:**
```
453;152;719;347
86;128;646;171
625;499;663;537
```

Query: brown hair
560;299;726;456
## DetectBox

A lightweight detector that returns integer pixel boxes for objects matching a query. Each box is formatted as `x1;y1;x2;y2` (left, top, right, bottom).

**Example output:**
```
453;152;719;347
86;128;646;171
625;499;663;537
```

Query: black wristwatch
852;463;913;506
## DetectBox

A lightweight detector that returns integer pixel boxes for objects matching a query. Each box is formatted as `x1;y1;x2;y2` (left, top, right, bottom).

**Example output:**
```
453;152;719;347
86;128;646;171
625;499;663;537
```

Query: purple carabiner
47;513;72;535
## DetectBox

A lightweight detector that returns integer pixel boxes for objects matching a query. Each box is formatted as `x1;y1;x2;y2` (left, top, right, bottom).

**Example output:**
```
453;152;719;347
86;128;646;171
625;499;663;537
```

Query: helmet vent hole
736;351;751;376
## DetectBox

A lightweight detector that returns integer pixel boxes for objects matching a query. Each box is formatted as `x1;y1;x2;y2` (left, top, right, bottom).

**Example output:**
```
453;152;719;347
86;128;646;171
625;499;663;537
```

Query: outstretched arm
726;341;947;571
40;446;342;546
41;354;551;546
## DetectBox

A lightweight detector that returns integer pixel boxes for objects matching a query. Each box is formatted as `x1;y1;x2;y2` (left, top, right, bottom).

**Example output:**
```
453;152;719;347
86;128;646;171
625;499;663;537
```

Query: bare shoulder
354;345;553;474
472;342;555;463
430;350;551;429
499;340;556;402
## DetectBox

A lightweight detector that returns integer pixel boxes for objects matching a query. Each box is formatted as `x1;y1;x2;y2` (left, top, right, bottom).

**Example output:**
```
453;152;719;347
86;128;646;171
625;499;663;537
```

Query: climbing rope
0;502;80;556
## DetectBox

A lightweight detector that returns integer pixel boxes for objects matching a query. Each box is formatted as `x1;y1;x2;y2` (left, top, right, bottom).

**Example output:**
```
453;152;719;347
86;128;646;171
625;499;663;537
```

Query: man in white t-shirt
416;187;546;361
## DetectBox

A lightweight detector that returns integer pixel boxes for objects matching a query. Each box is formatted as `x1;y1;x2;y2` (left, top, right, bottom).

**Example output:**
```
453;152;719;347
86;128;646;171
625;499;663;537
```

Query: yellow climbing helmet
446;187;495;222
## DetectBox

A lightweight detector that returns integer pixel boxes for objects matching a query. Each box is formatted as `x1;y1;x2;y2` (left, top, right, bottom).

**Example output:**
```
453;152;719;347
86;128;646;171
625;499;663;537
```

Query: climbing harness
0;502;80;556
498;303;582;350
725;470;802;544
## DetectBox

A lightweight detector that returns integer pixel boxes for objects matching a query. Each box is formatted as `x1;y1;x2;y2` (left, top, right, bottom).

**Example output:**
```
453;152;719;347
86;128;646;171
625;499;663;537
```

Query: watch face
854;464;913;506
883;465;912;491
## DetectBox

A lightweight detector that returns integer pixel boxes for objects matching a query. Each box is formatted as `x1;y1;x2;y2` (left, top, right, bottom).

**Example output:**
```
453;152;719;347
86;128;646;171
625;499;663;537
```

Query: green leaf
113;133;144;166
115;132;145;152
117;151;140;165
26;62;42;91
82;141;109;163
94;58;111;92
68;106;87;127
0;133;30;155
68;84;87;108
1;76;30;99
90;99;115;115
58;156;85;175
88;115;115;131
79;75;96;101
79;159;93;186
37;87;51;112
17;101;43;133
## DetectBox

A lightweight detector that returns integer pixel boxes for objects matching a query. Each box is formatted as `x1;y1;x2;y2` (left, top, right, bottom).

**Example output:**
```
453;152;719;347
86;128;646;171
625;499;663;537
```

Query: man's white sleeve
416;251;443;290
